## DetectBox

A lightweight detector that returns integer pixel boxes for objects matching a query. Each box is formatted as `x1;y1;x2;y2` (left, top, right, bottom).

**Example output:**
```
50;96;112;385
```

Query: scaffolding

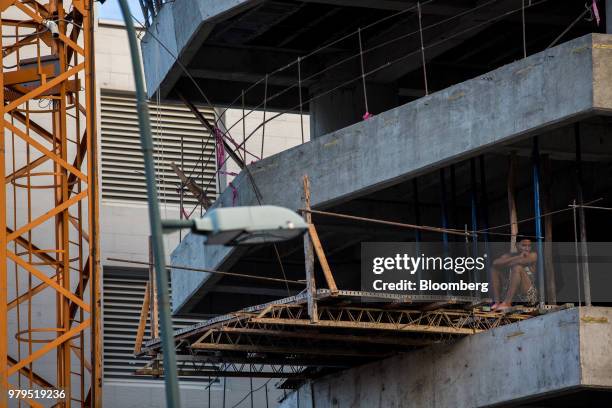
0;0;99;406
134;289;542;387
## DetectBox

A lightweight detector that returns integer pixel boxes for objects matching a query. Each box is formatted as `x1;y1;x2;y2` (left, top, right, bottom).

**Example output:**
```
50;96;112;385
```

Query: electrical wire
106;257;305;285
546;5;591;49
137;0;548;208
231;378;273;408
213;0;551;173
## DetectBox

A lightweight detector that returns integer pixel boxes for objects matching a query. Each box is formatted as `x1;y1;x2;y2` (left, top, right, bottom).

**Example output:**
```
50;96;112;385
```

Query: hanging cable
249;377;254;408
222;377;227;408
572;199;582;306
417;1;429;95
546;5;591;49
261;74;268;158
162;0;544;197
210;0;434;125
106;258;305;286
234;0;550;157
521;0;527;58
242;90;247;163
357;28;371;120
231;378;273;408
297;56;305;143
218;0;501;135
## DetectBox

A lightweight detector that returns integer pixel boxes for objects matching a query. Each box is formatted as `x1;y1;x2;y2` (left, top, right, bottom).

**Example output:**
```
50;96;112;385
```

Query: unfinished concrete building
137;1;612;406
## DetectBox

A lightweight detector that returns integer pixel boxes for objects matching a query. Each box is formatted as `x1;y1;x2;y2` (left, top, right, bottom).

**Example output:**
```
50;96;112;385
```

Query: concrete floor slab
280;307;612;408
171;34;612;313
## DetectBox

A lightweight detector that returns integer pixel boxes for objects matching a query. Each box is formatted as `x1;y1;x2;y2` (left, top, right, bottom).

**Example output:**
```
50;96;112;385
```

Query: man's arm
493;253;513;266
509;252;537;266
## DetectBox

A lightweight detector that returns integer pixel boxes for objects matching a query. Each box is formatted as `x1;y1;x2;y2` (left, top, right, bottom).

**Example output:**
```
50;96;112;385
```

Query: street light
161;205;308;245
118;1;308;405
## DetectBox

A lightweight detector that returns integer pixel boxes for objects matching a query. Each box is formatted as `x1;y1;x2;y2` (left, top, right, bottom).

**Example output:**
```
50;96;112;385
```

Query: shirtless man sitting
491;239;538;311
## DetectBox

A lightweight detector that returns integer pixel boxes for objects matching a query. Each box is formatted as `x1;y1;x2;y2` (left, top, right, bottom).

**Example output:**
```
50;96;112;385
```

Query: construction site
1;0;612;407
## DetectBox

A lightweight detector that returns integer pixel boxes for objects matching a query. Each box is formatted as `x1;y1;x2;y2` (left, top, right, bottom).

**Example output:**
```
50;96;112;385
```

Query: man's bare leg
499;265;530;309
490;265;504;309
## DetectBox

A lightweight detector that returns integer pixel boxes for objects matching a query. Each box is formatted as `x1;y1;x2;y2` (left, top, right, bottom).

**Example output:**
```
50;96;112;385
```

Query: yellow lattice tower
0;0;100;406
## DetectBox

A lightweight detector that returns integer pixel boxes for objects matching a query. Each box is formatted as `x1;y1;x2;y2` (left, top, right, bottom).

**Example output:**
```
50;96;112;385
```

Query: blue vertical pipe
532;136;546;305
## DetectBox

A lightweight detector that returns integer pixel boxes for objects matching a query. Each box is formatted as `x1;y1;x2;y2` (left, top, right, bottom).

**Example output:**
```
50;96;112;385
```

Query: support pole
575;124;592;306
607;0;612;34
470;159;479;258
440;169;451;291
470;159;479;298
118;1;181;406
439;169;449;253
532;137;546;306
149;236;159;338
508;153;519;253
413;178;422;281
413;178;421;245
450;165;458;241
0;15;7;405
302;175;318;322
541;154;557;304
134;282;151;354
479;156;491;280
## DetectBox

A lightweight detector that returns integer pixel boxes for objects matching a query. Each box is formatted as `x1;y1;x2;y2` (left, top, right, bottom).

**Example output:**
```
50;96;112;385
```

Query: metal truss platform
134;290;540;382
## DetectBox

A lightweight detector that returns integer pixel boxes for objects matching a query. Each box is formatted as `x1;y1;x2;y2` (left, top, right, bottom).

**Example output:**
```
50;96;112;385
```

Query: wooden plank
177;91;245;169
217;327;431;346
134;282;151;355
170;161;211;209
507;152;519;252
302;175;318;322
190;342;390;357
148;237;159;338
249;317;480;335
307;224;338;294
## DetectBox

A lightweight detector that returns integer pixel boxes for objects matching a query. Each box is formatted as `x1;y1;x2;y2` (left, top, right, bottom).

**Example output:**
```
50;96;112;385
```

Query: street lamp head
193;205;308;246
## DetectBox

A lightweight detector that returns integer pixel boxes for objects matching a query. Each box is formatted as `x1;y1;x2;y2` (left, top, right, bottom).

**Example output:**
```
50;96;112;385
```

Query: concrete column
308;82;397;139
607;0;612;33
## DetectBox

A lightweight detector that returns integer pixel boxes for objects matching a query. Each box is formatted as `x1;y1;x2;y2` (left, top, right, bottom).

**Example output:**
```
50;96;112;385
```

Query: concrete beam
298;0;417;10
297;0;463;15
141;0;260;99
170;34;612;314
280;306;612;408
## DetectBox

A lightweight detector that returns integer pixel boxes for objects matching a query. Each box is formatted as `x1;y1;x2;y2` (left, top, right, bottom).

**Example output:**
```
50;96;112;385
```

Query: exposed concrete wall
171;34;612;313
279;307;612;408
309;82;397;138
578;307;612;388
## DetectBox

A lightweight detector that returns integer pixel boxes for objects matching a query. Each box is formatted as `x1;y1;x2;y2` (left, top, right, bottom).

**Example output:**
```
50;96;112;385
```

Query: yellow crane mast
0;0;100;406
